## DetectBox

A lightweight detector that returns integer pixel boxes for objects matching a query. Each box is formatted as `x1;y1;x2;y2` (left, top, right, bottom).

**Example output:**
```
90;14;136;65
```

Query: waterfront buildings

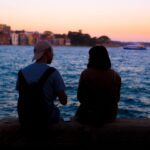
0;24;71;46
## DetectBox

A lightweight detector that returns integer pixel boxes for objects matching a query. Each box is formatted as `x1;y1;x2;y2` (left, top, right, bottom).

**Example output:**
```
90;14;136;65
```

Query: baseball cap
32;40;52;61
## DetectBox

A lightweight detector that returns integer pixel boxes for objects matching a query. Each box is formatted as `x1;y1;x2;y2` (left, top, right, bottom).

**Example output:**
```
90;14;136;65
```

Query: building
0;24;11;33
0;33;11;45
0;24;11;45
19;32;28;45
11;32;19;45
65;38;71;46
54;34;70;46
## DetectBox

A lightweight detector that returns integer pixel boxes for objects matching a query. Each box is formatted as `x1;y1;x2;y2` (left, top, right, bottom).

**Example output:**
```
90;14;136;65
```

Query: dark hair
87;45;111;69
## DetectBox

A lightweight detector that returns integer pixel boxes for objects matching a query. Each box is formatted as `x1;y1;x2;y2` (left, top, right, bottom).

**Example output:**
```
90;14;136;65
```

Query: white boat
123;43;147;50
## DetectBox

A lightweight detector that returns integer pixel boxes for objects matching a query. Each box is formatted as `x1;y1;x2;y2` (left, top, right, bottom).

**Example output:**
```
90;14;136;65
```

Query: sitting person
75;45;121;125
16;40;67;130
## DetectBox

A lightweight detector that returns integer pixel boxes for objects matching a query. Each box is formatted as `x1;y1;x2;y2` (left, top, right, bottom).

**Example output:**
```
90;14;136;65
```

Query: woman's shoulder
110;69;121;82
80;68;92;76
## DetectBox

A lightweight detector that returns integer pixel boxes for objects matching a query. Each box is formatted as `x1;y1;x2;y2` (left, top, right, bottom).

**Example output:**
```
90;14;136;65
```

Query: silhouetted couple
16;40;121;129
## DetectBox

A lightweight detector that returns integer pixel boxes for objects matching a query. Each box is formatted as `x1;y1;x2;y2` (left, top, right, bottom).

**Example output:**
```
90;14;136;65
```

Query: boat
123;43;147;50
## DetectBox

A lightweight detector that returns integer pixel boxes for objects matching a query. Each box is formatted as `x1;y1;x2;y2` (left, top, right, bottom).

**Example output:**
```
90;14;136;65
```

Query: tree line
68;31;111;46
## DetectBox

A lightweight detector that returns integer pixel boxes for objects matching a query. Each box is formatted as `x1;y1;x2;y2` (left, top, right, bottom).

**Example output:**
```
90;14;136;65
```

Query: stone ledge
0;117;150;149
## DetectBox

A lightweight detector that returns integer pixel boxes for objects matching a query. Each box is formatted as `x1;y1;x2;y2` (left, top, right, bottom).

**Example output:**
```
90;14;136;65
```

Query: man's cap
32;40;52;61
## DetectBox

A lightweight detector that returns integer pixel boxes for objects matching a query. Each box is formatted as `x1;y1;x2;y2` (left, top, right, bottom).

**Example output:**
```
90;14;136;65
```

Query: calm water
0;45;150;121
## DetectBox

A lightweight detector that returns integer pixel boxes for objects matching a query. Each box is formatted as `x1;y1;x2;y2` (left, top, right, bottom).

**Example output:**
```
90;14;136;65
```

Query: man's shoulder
50;68;61;78
44;66;57;78
21;64;52;72
19;64;56;82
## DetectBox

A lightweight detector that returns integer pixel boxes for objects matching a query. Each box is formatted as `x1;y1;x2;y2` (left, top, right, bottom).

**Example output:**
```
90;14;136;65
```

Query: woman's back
75;46;121;125
78;68;121;107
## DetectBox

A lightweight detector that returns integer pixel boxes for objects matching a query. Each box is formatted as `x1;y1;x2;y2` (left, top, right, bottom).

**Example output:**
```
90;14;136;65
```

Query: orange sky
1;0;150;42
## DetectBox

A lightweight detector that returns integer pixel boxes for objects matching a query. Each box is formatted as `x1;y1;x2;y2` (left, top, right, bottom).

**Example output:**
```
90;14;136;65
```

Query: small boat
123;43;147;50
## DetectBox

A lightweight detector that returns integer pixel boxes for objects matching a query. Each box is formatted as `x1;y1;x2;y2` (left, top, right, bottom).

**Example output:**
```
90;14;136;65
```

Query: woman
75;46;121;125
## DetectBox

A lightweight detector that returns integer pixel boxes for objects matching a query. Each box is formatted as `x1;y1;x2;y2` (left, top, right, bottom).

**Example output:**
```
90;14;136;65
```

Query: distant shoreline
0;42;150;48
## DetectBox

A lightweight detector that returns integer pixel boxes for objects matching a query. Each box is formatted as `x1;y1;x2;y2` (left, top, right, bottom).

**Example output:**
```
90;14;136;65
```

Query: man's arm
57;90;67;105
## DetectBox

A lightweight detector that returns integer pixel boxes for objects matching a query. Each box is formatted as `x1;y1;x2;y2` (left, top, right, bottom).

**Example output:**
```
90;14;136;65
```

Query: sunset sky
1;0;150;42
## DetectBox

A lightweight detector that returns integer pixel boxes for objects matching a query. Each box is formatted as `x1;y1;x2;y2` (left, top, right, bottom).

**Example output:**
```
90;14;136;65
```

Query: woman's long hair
87;45;111;69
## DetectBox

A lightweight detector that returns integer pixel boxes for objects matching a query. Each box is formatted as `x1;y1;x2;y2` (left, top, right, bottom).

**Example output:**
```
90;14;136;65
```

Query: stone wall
0;117;150;149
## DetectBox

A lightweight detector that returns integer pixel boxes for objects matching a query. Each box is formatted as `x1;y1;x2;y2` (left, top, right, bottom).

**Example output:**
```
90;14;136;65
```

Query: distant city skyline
1;0;150;42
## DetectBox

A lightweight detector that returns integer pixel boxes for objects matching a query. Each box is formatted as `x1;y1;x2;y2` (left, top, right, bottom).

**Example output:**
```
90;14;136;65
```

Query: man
16;40;67;128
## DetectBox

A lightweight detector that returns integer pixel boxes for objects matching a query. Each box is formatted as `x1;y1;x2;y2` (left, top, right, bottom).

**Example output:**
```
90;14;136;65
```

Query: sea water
0;45;150;121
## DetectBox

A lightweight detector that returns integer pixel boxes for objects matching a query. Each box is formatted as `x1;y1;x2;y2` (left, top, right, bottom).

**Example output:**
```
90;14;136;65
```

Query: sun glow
1;0;150;42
